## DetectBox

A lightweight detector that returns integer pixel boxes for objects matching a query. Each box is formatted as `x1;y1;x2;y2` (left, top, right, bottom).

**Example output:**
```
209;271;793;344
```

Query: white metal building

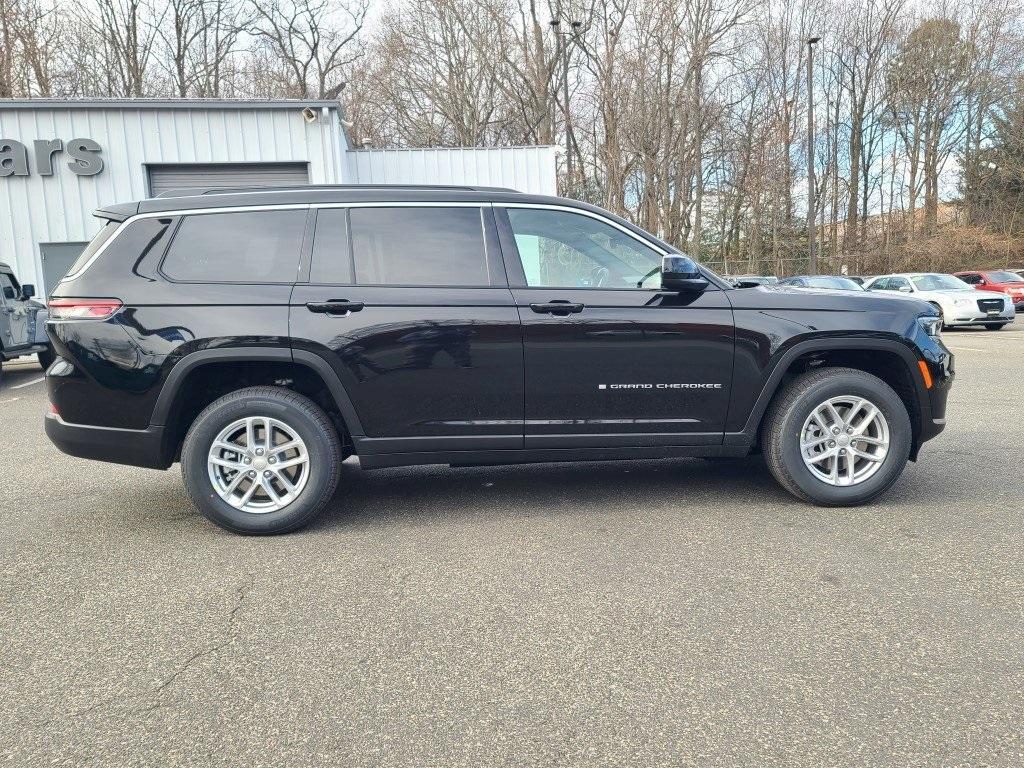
0;99;558;296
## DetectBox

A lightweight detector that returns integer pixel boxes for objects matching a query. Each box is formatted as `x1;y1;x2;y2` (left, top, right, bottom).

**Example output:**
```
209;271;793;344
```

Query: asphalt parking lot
2;320;1023;767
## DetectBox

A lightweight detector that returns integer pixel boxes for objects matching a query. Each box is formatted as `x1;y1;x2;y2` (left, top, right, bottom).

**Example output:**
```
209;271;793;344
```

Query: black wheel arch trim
732;335;929;442
149;346;366;437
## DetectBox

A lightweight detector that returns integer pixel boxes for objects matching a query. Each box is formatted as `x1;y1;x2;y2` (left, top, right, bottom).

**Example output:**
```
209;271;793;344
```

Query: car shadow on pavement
305;456;789;532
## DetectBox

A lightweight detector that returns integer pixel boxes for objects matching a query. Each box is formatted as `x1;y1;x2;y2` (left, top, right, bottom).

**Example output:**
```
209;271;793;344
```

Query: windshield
987;271;1024;283
911;274;970;291
802;276;864;291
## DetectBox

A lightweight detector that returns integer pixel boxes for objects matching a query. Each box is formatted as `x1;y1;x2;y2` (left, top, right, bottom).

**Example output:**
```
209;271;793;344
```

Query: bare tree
249;0;367;99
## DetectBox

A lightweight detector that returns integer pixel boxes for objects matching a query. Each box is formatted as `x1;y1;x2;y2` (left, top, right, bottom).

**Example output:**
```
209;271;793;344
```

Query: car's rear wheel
761;367;912;506
181;386;342;534
37;347;55;370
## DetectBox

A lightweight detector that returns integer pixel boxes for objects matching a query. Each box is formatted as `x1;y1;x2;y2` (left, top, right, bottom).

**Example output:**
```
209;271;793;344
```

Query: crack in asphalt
32;576;255;727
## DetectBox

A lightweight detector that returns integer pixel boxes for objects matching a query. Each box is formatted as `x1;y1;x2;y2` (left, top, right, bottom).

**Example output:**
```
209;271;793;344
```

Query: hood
749;284;934;314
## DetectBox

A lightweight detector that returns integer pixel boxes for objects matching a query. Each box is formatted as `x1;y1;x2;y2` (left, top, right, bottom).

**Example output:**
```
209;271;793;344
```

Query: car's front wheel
984;323;1008;331
761;367;912;506
181;386;343;534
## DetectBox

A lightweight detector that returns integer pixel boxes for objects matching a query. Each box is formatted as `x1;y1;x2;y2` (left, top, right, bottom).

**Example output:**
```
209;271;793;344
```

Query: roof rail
153;183;521;198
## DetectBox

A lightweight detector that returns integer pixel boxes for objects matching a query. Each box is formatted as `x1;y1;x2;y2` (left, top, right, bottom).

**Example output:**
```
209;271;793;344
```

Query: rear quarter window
64;221;120;280
161;209;307;283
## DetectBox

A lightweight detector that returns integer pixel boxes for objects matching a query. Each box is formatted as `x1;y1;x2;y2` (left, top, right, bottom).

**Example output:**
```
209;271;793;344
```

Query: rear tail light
48;298;123;320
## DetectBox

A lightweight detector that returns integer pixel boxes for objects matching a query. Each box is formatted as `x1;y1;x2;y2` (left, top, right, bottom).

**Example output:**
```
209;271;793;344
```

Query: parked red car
954;270;1024;310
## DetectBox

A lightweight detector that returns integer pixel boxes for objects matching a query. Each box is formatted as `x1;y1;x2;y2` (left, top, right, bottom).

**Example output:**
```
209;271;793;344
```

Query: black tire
181;386;343;534
37;347;56;370
984;323;1008;331
761;367;912;506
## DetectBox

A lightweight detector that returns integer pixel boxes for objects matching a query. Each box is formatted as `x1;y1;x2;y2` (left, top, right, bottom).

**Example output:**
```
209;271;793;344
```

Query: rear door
496;205;734;449
289;204;524;454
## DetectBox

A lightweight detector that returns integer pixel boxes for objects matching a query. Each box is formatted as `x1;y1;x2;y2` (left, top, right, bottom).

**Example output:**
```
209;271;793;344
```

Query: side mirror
20;284;35;300
661;255;709;293
898;285;912;293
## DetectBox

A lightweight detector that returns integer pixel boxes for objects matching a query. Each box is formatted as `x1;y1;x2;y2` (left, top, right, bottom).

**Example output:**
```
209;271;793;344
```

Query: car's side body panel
44;189;953;474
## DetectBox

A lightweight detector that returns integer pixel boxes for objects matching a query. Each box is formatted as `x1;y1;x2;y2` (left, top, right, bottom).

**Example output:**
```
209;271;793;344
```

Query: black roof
95;183;572;220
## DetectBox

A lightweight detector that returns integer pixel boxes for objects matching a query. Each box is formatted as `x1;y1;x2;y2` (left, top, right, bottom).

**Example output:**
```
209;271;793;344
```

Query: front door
496;205;734;449
0;272;29;349
290;205;524;455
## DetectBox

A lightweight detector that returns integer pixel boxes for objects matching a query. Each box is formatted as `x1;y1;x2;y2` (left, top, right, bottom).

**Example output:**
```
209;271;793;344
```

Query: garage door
147;163;310;197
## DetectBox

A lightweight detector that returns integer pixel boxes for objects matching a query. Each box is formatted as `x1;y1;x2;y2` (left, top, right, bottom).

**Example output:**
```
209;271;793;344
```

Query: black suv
44;185;953;533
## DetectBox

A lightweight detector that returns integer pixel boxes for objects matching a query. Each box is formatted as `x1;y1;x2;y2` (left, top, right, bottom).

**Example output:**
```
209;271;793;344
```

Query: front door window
506;208;663;289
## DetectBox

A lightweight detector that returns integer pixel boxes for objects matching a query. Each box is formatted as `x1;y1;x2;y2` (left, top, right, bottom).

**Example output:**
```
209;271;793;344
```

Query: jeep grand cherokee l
44;185;953;534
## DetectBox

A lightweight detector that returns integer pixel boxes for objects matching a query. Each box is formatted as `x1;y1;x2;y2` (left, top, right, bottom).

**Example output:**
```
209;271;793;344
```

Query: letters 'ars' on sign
0;138;104;177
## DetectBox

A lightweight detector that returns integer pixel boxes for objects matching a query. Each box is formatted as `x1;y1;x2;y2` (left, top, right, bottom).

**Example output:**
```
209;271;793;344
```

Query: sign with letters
0;138;104;177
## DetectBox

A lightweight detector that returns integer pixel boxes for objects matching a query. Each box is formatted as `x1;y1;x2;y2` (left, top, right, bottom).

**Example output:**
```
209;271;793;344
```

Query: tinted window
65;221;119;279
162;210;306;283
506;208;662;289
310;208;352;284
0;273;15;301
987;271;1024;283
350;207;489;286
959;273;981;284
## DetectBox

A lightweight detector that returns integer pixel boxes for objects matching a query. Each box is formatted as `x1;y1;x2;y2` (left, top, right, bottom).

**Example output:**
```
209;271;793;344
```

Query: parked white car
865;273;1015;330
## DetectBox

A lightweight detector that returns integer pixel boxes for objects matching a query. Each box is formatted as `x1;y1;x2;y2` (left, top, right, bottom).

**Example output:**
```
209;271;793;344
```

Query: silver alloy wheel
206;416;310;513
800;395;890;487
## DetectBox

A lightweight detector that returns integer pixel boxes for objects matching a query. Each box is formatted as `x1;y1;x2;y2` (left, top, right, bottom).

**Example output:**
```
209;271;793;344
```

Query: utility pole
806;36;820;274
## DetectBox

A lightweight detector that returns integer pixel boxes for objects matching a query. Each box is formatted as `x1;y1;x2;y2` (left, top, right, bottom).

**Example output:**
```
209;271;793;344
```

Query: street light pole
550;18;582;192
806;36;820;275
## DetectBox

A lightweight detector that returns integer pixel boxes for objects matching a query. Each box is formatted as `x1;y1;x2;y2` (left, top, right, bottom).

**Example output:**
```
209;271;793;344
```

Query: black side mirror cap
661;255;709;293
20;284;35;299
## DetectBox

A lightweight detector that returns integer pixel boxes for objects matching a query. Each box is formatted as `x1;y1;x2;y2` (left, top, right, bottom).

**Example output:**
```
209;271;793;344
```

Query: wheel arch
733;337;929;458
151;347;364;461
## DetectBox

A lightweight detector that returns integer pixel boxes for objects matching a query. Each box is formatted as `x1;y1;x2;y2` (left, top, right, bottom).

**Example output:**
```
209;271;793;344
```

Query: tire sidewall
182;393;336;534
777;373;911;505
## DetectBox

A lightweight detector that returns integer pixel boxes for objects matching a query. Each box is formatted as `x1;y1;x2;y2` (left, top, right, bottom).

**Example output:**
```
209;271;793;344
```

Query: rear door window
161;209;306;283
349;207;492;286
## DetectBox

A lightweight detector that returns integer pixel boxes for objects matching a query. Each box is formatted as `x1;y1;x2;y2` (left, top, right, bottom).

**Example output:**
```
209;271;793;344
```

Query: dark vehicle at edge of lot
43;185;954;534
0;261;55;384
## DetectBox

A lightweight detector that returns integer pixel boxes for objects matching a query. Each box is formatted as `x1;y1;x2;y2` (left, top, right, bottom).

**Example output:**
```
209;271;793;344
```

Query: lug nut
828;441;836;447
268;457;276;464
839;449;846;455
243;457;251;464
255;448;264;456
263;470;271;478
832;427;840;434
248;471;256;478
846;427;853;434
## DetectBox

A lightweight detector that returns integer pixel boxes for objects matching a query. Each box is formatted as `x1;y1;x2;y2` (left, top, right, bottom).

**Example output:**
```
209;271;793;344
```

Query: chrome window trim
61;200;652;283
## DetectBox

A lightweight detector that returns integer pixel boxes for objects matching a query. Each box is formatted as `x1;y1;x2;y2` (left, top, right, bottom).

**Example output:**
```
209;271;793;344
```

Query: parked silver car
0;262;53;384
